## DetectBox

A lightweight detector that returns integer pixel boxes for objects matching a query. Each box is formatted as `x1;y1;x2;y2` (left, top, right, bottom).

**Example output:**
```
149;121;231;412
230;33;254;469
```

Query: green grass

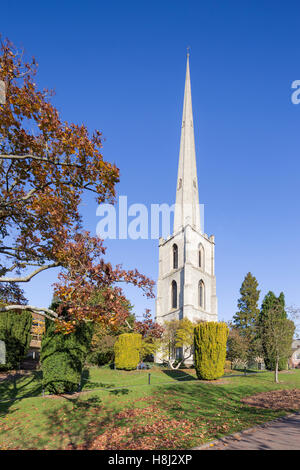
0;367;300;450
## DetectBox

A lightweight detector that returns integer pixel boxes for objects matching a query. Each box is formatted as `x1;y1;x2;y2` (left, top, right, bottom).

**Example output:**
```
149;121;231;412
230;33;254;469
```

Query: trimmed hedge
194;322;229;380
0;310;32;370
41;319;93;394
114;333;142;370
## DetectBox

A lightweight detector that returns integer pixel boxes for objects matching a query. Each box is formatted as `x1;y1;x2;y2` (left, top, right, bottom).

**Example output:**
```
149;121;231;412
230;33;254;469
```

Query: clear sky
2;0;300;322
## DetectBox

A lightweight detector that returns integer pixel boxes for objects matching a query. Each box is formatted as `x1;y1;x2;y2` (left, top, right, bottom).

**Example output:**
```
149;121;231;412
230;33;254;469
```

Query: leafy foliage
259;291;292;372
88;333;116;366
226;324;249;365
194;322;228;380
0;39;155;332
86;295;135;366
159;318;200;369
260;304;295;382
0;310;32;369
40;318;93;394
134;310;164;360
114;333;142;370
0;39;119;277
86;308;163;365
233;272;261;361
0;281;27;306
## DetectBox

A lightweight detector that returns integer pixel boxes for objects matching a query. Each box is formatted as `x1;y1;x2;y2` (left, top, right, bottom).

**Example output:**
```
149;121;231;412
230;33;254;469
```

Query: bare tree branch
0;153;82;168
0;304;57;321
0;262;60;282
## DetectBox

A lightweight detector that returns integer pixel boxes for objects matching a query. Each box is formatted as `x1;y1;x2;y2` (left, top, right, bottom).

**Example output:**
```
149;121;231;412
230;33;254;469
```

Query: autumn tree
0;38;154;332
0;279;27;306
86;296;135;365
133;310;164;360
233;272;261;362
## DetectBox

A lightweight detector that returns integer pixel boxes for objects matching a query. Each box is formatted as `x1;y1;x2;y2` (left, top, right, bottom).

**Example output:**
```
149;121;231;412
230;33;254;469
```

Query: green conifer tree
259;291;288;370
233;272;261;362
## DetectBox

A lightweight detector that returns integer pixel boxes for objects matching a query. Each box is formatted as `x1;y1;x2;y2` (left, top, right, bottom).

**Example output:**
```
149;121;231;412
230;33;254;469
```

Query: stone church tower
155;54;218;331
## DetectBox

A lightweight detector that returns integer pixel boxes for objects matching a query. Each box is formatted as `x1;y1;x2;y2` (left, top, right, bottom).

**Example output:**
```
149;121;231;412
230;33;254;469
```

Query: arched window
198;244;204;269
173;244;178;269
199;280;205;308
171;280;177;309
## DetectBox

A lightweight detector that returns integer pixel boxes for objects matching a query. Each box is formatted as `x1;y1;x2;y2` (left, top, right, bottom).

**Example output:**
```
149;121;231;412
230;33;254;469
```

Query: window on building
199;280;205;308
173;244;178;269
172;280;177;309
199;244;204;269
175;348;182;360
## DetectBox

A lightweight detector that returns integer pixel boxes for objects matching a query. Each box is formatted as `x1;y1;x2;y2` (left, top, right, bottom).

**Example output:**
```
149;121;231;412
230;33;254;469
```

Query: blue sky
2;0;300;322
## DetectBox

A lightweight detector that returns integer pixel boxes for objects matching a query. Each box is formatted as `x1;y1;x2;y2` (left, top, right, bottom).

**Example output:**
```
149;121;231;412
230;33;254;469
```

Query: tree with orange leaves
0;38;155;333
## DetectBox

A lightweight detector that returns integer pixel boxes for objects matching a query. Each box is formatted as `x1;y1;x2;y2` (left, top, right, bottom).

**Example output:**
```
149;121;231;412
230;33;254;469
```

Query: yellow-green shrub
194;322;229;380
114;333;142;370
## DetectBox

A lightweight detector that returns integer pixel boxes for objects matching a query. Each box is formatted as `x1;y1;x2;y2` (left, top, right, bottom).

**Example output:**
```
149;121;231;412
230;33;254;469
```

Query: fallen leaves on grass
77;406;197;450
241;389;300;410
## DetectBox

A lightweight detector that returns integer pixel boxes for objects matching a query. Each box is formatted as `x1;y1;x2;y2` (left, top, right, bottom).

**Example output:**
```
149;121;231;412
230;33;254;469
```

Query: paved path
194;413;300;450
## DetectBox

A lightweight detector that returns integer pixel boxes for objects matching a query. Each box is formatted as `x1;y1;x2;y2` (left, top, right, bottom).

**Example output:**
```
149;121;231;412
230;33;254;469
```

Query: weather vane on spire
187;46;190;57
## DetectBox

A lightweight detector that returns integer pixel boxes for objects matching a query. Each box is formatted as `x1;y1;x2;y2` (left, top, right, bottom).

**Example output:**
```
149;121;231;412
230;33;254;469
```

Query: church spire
173;52;201;233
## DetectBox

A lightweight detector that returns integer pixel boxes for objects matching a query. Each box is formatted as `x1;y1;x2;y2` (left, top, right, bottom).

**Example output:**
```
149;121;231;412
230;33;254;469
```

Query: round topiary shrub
194;322;229;380
114;333;142;370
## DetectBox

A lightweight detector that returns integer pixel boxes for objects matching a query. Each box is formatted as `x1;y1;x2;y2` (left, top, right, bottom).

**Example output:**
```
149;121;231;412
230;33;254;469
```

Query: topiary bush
41;319;93;394
194;322;229;380
0;310;32;370
114;333;142;370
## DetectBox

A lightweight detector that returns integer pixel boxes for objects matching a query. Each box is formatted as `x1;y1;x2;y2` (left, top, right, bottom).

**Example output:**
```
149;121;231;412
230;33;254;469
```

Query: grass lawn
1;366;300;450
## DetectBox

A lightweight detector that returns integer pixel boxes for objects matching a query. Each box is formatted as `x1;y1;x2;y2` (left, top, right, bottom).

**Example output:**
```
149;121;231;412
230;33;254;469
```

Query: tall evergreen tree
259;291;289;370
260;306;294;382
233;272;261;362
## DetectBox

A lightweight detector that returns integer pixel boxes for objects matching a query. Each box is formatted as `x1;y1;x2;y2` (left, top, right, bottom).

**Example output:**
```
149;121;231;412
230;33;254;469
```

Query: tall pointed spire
173;52;201;233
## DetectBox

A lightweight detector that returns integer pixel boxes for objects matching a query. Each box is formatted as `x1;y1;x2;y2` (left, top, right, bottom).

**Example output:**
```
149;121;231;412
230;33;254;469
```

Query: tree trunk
168;359;182;370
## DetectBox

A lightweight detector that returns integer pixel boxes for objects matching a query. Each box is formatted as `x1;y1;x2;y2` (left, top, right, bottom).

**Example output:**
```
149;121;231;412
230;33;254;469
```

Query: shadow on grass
6;395;108;450
36;395;140;449
82;381;117;390
109;389;129;395
81;367;120;391
0;371;43;415
161;369;196;382
152;379;286;429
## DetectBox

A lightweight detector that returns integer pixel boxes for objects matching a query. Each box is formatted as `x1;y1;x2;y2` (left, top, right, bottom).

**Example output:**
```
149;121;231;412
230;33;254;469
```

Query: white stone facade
156;227;217;325
155;54;218;340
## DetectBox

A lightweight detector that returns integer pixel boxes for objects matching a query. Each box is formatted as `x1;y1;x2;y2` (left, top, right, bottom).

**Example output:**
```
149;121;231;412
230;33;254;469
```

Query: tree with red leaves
133;309;164;359
0;38;154;333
